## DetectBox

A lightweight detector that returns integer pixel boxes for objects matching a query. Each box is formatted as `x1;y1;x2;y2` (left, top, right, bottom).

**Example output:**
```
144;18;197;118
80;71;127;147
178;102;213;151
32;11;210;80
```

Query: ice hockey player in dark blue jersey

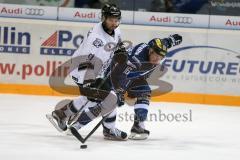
106;34;182;140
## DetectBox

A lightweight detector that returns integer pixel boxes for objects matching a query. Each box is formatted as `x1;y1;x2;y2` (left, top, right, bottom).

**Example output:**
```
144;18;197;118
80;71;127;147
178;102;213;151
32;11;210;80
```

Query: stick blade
69;127;85;143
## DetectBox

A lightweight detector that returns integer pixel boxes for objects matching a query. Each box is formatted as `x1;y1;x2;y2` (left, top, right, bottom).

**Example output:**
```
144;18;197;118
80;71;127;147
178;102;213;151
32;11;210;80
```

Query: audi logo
25;8;45;16
174;16;193;24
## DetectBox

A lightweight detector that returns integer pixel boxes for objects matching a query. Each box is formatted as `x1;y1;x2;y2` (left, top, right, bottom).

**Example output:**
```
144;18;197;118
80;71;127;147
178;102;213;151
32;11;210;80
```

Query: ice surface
0;94;240;160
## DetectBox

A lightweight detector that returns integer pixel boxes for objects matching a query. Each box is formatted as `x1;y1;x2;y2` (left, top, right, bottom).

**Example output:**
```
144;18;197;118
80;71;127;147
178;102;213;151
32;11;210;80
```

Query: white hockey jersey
70;22;121;84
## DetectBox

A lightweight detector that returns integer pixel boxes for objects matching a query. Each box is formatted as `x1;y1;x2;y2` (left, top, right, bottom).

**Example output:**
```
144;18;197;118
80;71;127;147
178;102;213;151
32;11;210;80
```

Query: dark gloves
113;46;128;64
169;34;182;46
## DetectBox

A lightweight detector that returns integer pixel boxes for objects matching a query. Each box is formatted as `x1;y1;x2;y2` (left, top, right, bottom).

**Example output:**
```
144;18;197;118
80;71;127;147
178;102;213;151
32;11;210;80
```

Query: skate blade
46;114;64;133
128;132;148;140
104;136;128;141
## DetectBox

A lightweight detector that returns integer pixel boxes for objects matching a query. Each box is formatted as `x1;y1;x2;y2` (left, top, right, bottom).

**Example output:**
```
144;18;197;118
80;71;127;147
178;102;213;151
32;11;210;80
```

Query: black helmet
148;38;167;56
101;4;121;20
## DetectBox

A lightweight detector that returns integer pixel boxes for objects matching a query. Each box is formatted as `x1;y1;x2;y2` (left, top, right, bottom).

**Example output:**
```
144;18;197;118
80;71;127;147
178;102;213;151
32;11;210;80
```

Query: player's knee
106;91;118;106
101;91;118;115
128;85;151;99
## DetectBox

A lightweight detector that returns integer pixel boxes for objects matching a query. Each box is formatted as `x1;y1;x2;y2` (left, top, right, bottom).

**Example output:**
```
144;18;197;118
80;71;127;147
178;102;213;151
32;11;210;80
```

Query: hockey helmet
101;4;121;20
148;38;167;57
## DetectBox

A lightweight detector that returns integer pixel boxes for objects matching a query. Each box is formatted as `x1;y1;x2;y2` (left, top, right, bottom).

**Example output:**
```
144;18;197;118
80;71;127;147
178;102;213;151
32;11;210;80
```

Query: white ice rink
0;94;240;160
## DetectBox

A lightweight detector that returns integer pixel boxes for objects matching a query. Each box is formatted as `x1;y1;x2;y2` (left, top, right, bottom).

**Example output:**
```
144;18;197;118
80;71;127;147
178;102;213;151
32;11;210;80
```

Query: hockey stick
70;116;107;143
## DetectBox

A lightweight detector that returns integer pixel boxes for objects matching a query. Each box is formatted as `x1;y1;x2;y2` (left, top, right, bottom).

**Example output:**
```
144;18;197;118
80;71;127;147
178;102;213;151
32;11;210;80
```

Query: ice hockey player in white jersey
48;4;128;140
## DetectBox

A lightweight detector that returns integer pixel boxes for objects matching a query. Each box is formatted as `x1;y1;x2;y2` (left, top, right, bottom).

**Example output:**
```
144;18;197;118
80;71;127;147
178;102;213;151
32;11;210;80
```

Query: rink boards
0;18;239;106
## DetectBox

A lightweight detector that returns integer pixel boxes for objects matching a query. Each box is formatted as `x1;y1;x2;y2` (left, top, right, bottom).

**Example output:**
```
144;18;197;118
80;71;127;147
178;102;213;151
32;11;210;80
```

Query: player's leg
129;96;150;140
102;108;128;141
127;80;151;140
71;91;117;129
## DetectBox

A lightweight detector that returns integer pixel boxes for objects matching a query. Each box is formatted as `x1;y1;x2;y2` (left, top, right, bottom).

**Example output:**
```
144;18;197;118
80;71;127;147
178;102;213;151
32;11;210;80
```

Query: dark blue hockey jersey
109;39;170;92
120;43;157;96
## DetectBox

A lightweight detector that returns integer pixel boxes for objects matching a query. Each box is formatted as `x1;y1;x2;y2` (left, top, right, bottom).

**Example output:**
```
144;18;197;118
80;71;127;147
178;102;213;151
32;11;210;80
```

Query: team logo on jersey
0;26;31;54
40;30;84;56
93;38;104;48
